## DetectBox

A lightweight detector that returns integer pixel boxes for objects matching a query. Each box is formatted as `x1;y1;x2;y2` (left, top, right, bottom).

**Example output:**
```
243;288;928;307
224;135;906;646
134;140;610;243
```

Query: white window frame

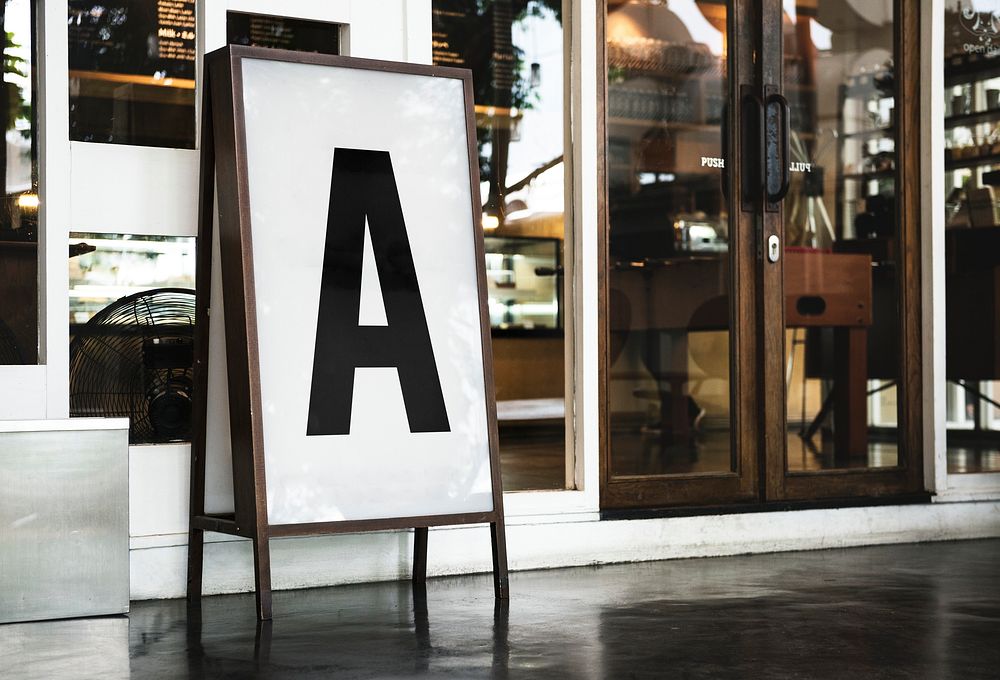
48;0;594;546
923;0;1000;501
0;1;70;420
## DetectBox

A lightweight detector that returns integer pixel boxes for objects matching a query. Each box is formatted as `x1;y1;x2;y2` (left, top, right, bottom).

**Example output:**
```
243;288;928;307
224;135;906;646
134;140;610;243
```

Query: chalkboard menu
432;0;513;108
226;12;340;55
68;0;195;80
67;4;343;149
68;0;197;148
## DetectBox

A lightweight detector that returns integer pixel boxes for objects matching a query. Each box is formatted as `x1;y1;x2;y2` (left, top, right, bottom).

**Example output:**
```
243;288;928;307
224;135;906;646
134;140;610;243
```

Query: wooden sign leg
188;59;214;611
252;530;273;620
490;520;509;599
186;526;205;606
185;431;206;606
253;619;273;668
412;527;429;587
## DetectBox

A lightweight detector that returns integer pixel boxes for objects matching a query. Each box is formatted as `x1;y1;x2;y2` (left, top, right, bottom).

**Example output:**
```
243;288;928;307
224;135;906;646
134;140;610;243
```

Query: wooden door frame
762;0;924;501
598;0;926;510
598;0;762;510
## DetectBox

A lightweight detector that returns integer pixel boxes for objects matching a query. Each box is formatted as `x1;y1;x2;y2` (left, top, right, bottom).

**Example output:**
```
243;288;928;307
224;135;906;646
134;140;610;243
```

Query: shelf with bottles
945;52;1000;89
835;66;897;245
944;116;1000;170
945;108;1000;130
945;151;1000;172
836;69;897;232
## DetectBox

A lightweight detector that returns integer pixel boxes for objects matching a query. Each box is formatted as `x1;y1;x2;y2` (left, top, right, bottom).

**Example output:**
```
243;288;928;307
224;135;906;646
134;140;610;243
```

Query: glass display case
484;236;561;332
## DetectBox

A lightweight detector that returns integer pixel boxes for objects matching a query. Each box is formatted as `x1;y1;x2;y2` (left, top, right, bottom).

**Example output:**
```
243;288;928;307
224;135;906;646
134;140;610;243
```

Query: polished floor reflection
499;425;565;491
947;446;1000;474
611;429;898;476
3;540;999;679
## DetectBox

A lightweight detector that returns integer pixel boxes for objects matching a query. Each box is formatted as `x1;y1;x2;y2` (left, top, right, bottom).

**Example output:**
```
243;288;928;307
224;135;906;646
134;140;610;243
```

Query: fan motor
144;336;195;441
147;374;194;440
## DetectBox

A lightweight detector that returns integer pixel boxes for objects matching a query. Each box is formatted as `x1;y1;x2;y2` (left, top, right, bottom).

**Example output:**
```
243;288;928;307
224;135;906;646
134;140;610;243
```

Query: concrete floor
3;539;999;679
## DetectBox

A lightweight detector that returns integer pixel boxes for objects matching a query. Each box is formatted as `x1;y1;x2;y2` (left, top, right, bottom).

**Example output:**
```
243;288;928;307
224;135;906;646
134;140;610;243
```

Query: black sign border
187;45;508;621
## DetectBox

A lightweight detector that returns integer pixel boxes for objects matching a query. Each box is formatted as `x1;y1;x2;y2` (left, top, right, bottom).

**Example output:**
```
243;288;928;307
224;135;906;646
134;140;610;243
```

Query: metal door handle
766;92;791;203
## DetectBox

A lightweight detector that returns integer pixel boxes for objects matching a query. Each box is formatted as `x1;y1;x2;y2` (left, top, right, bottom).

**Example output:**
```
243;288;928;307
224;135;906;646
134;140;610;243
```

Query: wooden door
599;0;925;511
600;0;763;509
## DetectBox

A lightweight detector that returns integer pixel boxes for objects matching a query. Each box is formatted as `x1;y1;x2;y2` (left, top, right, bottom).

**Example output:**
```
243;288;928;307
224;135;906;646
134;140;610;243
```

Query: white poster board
203;51;497;526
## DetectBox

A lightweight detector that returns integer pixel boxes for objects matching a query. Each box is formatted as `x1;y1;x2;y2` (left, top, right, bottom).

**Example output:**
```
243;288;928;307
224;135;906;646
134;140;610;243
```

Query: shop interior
605;0;999;479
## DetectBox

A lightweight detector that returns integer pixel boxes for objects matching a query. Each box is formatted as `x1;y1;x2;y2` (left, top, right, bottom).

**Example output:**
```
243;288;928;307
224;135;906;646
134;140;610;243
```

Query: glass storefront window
68;233;196;444
0;0;37;365
941;1;1000;474
433;0;569;491
68;0;197;148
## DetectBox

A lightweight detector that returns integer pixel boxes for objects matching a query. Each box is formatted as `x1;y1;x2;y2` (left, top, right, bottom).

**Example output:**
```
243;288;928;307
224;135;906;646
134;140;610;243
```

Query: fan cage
70;287;196;444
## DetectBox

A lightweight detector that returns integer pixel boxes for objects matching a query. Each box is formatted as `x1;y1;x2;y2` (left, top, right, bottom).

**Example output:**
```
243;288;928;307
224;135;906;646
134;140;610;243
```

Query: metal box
1;419;129;624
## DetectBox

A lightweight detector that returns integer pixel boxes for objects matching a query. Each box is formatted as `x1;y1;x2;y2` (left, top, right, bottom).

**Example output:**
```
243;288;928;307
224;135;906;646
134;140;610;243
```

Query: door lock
767;234;780;263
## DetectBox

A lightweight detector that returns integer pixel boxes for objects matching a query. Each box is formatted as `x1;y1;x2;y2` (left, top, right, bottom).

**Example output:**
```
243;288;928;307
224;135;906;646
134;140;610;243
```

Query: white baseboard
130;500;1000;600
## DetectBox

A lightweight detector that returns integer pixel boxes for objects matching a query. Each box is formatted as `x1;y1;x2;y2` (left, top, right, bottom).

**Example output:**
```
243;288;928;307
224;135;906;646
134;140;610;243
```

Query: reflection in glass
606;0;733;476
433;1;568;491
226;12;341;55
0;0;36;365
69;1;196;148
69;233;195;325
782;1;899;470
68;233;196;444
942;1;1000;474
485;236;560;330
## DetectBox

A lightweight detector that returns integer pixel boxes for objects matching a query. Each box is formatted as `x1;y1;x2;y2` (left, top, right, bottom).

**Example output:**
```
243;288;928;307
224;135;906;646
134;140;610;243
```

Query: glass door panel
780;0;901;472
606;0;733;478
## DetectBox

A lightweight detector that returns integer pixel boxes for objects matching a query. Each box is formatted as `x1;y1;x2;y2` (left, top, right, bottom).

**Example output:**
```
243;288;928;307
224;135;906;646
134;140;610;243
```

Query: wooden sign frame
187;46;508;620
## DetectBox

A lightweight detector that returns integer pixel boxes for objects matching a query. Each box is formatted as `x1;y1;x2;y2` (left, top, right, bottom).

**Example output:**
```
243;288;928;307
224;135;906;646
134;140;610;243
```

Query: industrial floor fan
69;288;196;444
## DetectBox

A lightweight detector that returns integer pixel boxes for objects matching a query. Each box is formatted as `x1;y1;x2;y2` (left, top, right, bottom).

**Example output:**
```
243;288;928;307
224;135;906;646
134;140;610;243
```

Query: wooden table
610;249;873;455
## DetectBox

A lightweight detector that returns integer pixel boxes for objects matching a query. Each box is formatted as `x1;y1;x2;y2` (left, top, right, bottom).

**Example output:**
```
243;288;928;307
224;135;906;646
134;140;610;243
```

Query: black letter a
306;148;450;436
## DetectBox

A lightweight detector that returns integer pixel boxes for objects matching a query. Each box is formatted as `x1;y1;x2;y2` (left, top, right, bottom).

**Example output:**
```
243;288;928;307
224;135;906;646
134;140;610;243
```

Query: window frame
926;0;1000;499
